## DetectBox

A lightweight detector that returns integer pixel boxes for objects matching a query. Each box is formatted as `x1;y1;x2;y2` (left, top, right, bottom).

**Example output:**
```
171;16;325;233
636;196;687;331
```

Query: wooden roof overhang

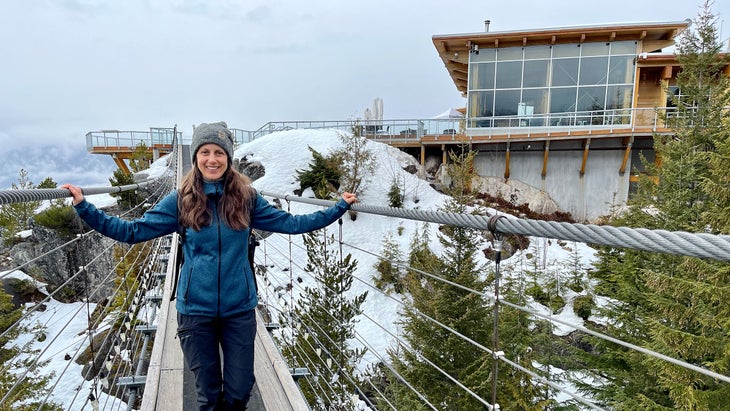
433;21;690;96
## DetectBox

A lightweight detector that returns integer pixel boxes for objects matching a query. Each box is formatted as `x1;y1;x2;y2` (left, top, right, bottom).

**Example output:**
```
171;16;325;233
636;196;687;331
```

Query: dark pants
177;310;257;411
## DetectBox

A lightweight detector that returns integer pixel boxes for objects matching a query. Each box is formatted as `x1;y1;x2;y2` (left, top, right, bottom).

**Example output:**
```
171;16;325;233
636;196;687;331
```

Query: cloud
0;144;117;190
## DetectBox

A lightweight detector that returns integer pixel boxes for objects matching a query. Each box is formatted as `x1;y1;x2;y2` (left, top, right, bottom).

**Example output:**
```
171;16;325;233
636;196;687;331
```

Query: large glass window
607;85;633;109
580;42;610;57
497;47;523;61
467;40;636;128
552;58;579;87
610;40;638;55
577;86;607;111
469;91;494;117
496;61;522;88
523;60;549;87
494;90;521;116
608;55;634;84
470;48;496;62
470;62;495;89
524;45;551;59
579;56;609;85
521;88;549;125
553;43;580;58
522;89;549;114
551;87;577;113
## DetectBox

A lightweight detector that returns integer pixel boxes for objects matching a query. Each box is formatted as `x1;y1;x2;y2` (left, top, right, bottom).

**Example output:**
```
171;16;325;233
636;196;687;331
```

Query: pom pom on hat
191;122;234;163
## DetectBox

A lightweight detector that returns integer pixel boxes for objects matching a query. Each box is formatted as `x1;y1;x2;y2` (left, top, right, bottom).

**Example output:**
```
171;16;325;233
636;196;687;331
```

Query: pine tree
386;149;548;410
387;177;403;208
373;232;405;293
331;126;376;198
295;147;342;200
0;169;40;243
280;229;368;410
587;3;730;409
0;290;62;410
108;168;139;210
128;142;153;173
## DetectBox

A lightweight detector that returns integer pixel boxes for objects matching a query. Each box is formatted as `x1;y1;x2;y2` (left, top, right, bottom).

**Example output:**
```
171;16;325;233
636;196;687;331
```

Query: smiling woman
190;122;233;181
62;122;357;410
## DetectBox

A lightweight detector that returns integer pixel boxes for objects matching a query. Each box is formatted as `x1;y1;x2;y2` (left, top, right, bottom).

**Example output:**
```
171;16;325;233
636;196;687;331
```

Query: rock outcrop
4;216;122;303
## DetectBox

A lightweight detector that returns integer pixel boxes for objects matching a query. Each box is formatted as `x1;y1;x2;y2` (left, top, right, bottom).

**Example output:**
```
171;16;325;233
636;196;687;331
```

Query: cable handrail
0;180;159;206
257;190;730;261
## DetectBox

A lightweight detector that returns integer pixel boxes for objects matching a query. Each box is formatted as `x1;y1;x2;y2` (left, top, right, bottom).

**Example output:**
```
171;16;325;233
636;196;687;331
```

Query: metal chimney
485;20;491;32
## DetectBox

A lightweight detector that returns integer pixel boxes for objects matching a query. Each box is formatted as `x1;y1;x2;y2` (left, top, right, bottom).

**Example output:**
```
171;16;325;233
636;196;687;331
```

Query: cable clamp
488;214;506;240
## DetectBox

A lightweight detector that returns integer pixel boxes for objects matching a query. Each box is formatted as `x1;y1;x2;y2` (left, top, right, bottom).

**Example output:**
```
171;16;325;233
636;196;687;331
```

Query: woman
63;121;357;410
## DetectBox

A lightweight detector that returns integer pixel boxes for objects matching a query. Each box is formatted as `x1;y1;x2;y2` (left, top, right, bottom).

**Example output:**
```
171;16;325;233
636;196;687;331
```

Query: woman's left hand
341;192;357;205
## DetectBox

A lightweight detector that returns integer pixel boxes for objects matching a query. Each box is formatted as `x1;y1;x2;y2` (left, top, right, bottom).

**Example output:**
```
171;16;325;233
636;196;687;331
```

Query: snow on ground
10;298;128;409
236;129;598;368
8;128;600;407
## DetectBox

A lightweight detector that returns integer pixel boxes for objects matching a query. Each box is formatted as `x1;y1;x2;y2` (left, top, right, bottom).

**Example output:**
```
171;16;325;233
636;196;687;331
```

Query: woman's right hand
341;192;358;205
61;184;85;206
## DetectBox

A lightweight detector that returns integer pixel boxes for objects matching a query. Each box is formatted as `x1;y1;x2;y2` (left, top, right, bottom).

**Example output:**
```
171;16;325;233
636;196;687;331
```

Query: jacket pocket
182;261;196;303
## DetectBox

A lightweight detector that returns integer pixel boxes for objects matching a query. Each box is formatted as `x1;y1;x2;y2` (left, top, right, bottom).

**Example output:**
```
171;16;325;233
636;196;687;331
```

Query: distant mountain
0;142;117;190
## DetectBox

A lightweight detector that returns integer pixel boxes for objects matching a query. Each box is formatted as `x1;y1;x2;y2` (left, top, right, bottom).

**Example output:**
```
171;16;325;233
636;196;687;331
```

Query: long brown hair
178;167;255;231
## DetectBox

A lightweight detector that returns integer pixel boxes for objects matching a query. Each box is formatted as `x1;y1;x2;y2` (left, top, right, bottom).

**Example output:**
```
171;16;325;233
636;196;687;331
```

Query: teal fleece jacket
73;181;350;318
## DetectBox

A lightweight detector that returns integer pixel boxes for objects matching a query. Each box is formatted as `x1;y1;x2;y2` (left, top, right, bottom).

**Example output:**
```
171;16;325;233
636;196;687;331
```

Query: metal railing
230;107;679;147
84;107;680;152
85;127;181;151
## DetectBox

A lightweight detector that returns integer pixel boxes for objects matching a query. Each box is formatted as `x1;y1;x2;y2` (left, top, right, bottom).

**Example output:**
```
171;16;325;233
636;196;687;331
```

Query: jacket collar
203;180;224;199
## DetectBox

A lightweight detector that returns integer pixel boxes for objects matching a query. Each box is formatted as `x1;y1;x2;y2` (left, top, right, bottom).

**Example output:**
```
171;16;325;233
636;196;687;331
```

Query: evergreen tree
331;125;376;198
128;142;153;173
373;232;405;293
0;169;43;244
386;149;548;410
0;290;61;410
296;147;342;200
387;177;403;208
280;230;368;410
587;3;730;409
108;168;139;210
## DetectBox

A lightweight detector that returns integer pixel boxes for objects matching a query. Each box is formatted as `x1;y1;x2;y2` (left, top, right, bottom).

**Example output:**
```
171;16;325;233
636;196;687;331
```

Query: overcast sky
1;0;728;189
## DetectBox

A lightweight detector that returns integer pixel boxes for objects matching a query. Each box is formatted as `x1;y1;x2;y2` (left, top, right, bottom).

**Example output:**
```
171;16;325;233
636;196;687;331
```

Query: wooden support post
619;136;634;175
442;144;447;165
112;154;131;174
504;142;511;180
541;141;550;178
580;138;591;177
420;145;426;166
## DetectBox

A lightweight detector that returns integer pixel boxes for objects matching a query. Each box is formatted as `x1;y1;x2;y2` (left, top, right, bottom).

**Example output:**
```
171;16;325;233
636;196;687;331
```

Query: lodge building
428;20;727;221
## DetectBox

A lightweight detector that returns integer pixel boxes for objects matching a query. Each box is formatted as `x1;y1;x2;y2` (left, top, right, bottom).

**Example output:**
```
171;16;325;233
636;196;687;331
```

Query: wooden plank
255;311;310;411
153;369;185;410
142;143;187;411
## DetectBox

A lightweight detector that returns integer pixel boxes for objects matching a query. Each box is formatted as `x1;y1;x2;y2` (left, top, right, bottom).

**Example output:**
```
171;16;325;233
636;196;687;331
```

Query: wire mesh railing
252;191;730;410
2;136;730;409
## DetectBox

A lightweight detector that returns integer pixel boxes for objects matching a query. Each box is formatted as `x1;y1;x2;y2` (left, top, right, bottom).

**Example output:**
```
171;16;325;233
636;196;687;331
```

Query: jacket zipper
215;200;222;317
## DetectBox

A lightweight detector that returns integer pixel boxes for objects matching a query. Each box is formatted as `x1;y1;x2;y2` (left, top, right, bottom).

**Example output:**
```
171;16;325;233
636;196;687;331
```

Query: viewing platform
86;127;179;174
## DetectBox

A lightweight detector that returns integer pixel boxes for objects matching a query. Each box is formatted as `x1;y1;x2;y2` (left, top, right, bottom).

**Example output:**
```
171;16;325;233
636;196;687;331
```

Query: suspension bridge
1;131;729;411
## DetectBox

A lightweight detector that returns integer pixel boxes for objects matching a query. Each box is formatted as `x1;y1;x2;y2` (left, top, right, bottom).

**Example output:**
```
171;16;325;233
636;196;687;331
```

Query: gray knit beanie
191;122;234;164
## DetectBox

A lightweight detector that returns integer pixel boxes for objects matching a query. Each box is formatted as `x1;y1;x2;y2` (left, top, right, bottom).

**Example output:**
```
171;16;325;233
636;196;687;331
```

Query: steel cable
258;190;730;261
